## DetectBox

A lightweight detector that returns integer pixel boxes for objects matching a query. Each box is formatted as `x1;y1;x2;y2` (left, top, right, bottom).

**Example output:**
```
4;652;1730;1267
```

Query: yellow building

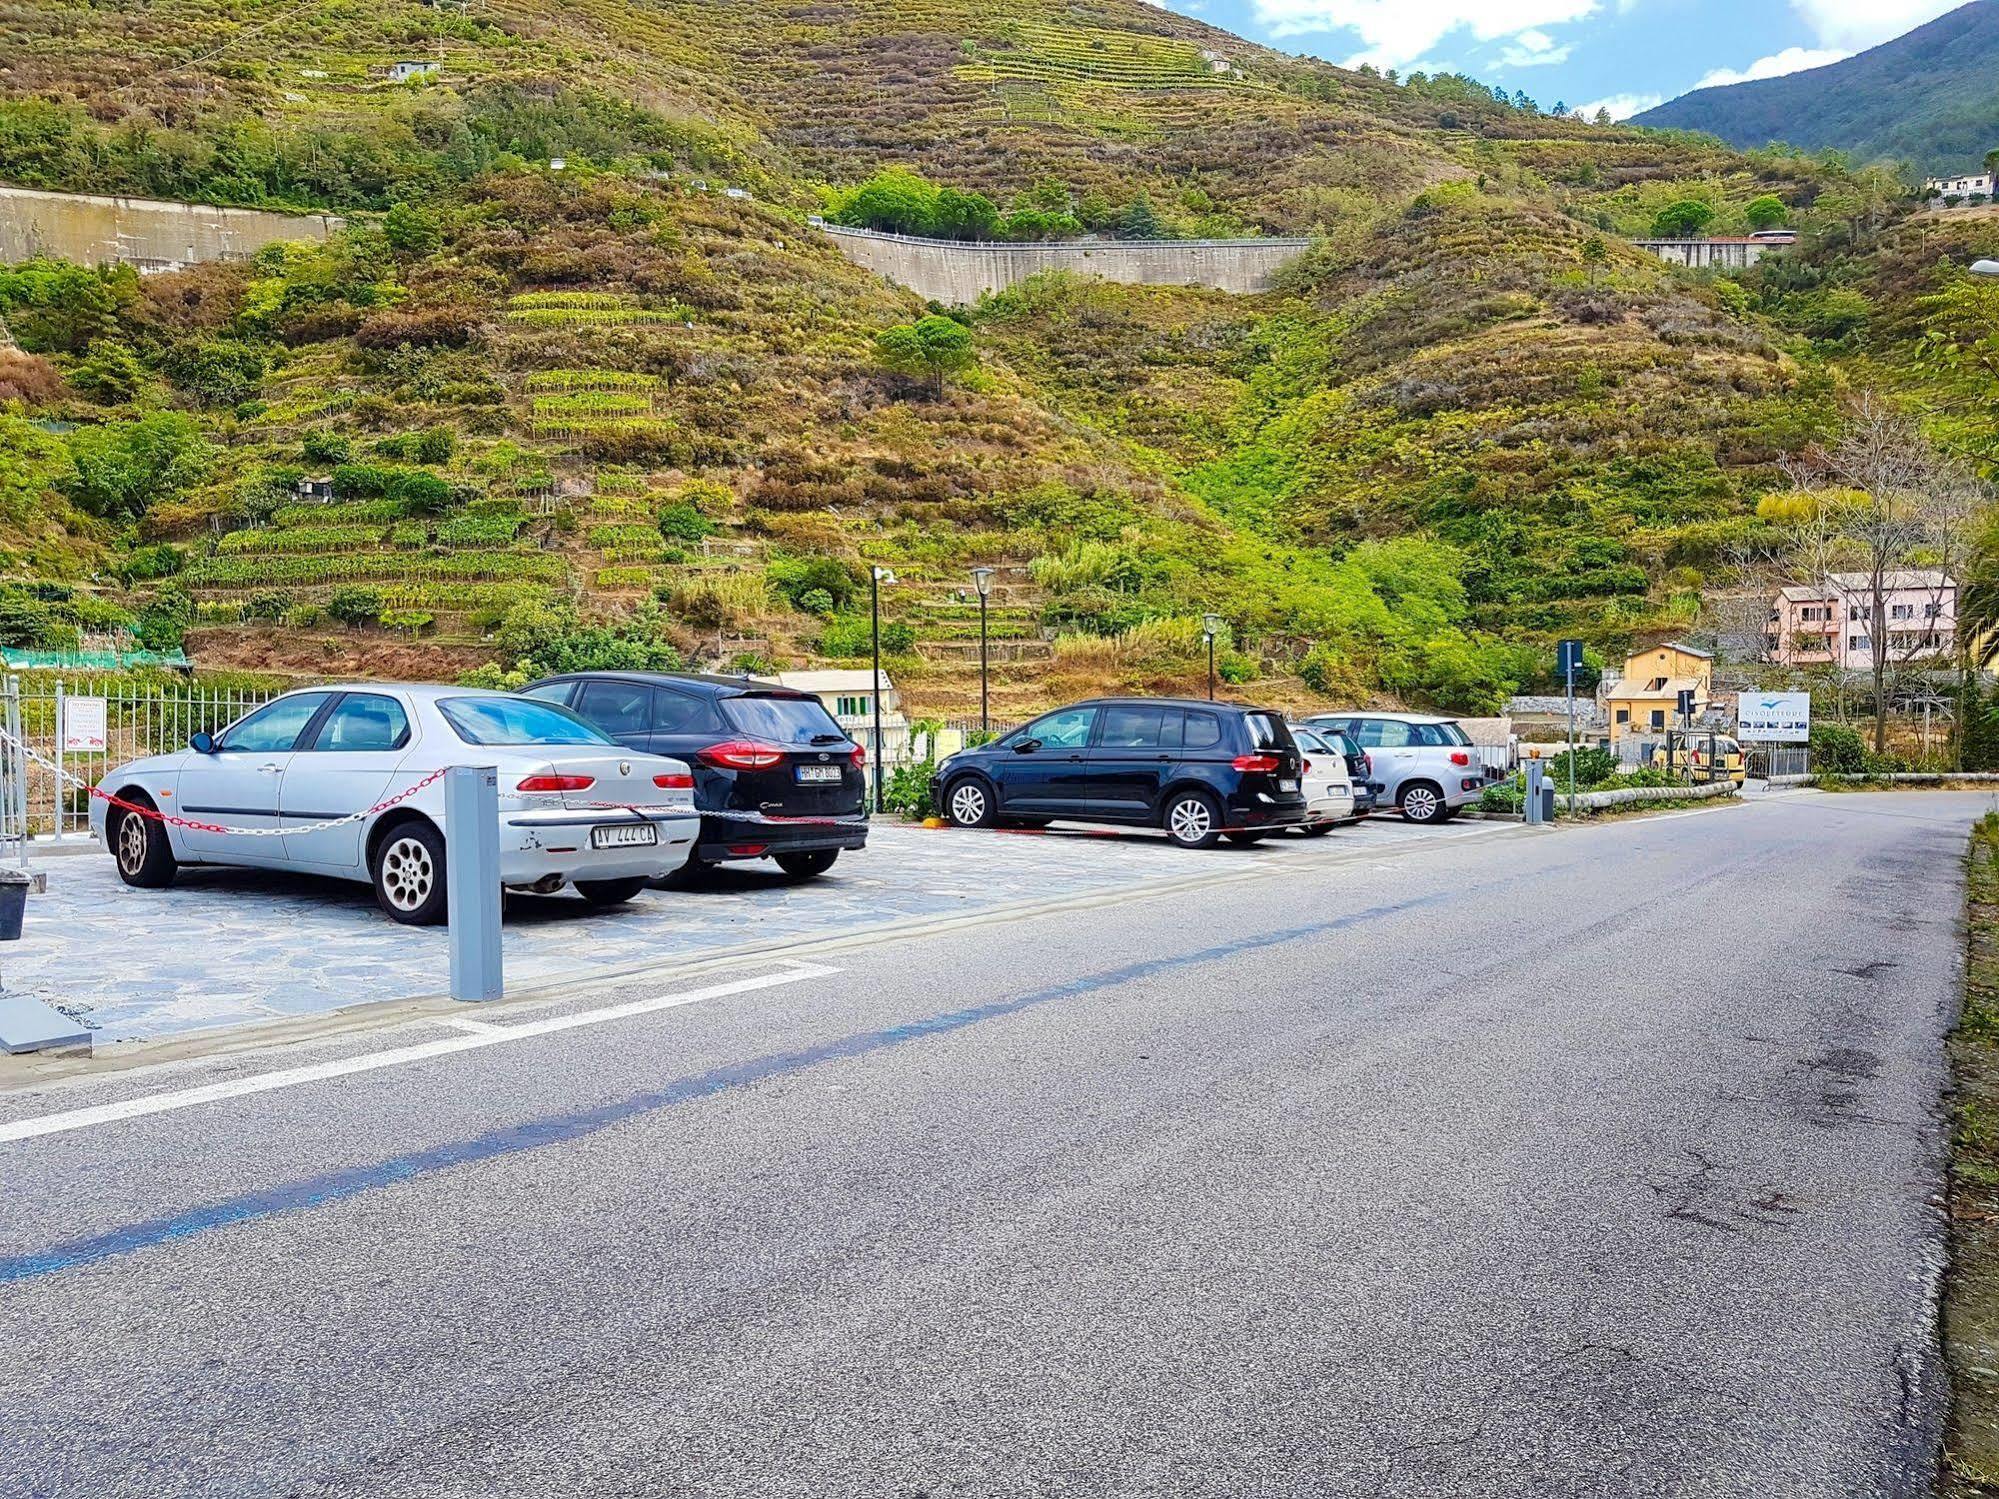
1606;643;1712;744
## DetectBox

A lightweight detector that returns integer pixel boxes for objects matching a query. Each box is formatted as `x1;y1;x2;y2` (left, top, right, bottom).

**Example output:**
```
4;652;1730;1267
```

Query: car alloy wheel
1168;797;1212;843
379;835;436;913
116;814;149;877
1401;785;1442;823
949;782;988;826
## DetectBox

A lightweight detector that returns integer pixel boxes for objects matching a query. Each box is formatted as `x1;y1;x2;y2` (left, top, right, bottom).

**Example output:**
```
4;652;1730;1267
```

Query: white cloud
1791;0;1959;51
1573;91;1662;120
1695;45;1850;88
1498;29;1573;67
1247;0;1597;70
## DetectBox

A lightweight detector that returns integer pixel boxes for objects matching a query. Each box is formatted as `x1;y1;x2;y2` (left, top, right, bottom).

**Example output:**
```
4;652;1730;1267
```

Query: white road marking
436;1016;505;1036
0;963;840;1145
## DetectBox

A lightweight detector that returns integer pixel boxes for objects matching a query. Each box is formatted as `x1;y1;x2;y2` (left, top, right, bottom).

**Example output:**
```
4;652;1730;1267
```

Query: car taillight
1231;753;1281;773
699;739;786;771
1302;759;1312;774
850;743;867;769
1449;751;1471;767
517;774;594;792
653;772;695;789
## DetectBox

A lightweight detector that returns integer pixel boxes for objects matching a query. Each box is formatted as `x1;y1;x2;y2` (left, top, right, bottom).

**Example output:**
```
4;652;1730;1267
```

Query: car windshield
722;694;848;745
437;697;614;747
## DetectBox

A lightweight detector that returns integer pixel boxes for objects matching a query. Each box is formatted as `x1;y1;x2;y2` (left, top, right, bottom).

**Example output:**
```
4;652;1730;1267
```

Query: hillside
1634;1;1999;173
0;0;1886;716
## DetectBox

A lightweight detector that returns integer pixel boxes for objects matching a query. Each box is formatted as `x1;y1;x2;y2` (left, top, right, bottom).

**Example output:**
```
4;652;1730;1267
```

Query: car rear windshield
1434;721;1473;747
721;693;848;745
1245;712;1294;752
438;697;614;747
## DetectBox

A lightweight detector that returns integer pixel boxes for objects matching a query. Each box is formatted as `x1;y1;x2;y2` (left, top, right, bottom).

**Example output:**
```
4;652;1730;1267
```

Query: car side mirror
1013;738;1041;754
190;731;217;755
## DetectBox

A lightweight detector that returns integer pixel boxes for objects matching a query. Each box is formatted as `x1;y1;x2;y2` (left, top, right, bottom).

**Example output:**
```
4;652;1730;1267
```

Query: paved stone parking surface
18;816;1503;1045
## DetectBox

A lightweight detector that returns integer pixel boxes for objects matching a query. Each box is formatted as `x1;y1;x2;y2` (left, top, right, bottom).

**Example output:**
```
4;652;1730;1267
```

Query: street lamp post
870;566;896;812
1202;612;1223;701
971;566;994;734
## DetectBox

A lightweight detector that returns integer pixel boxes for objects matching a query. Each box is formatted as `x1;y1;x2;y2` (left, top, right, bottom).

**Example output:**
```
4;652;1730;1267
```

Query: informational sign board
60;696;107;753
1737;691;1812;743
1556;639;1586;677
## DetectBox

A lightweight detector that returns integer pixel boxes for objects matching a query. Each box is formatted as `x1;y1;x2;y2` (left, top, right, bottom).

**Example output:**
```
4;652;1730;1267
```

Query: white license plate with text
591;823;659;849
1278;778;1299;792
796;765;842;783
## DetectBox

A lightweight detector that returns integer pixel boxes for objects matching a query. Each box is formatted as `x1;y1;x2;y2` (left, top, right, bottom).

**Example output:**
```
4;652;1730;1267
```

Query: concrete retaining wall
1631;238;1773;270
0;185;342;271
819;223;1312;303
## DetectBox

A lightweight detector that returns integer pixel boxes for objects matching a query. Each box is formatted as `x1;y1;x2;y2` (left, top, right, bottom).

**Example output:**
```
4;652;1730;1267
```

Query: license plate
1278;778;1299;792
796;765;842;783
591;823;658;849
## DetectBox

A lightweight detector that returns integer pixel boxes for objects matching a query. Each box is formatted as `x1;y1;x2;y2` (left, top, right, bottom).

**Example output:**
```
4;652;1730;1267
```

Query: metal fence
2;677;278;842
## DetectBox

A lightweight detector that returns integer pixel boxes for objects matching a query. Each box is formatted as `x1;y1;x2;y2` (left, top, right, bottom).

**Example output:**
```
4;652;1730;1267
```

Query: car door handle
257;763;282;774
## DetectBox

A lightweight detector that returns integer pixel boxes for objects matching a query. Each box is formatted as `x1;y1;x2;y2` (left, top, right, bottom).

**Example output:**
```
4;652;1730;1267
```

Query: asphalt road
0;789;1987;1498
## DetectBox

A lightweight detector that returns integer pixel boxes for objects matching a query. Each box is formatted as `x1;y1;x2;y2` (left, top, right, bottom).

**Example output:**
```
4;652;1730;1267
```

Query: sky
1148;0;1973;118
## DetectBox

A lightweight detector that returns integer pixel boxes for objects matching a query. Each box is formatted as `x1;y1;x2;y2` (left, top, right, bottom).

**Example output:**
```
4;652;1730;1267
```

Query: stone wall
819;223;1312;303
1630;238;1773;270
0;185;342;271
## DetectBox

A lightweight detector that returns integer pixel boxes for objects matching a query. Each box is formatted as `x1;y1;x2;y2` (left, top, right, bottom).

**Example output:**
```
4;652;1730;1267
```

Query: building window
834;695;868;717
1615;709;1629;725
1891;603;1913;621
1927;603;1943;618
1850;605;1866;622
1649;710;1665;731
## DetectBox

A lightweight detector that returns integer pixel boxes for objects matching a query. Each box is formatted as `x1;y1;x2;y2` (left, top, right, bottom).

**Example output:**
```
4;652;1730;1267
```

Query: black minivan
524;673;867;879
934;697;1307;849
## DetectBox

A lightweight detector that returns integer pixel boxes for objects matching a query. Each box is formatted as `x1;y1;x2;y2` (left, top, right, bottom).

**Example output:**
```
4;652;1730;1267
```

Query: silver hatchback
1297;712;1488;823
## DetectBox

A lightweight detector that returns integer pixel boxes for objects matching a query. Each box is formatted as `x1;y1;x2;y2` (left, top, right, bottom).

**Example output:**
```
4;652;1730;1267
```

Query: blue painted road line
0;891;1451;1286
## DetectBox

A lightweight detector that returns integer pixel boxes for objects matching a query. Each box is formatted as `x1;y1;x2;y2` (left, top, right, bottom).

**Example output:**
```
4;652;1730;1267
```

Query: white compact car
1288;724;1357;835
89;684;700;924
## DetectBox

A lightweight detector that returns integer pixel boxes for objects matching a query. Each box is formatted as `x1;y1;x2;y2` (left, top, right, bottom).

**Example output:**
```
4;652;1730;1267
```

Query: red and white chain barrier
0;726;872;839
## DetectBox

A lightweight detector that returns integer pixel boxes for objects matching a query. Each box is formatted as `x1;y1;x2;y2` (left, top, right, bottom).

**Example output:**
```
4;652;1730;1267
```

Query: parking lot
11;814;1509;1045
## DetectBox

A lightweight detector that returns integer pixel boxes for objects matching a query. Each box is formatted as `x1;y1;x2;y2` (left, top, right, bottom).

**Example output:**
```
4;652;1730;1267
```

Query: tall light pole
971;566;994;734
870;566;895;812
1202;612;1223;701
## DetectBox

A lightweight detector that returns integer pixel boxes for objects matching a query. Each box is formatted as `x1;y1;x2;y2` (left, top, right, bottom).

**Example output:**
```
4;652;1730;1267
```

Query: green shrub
326;586;384;627
799;587;835;616
657;502;714;544
768;555;858;611
302;430;351;465
819;616;913;655
881;758;938;818
1811;723;1867;775
415;427;456;465
244;590;291;622
378;607;433;636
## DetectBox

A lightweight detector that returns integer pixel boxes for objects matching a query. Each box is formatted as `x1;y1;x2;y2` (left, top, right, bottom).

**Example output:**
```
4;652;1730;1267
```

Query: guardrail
1568;782;1738;811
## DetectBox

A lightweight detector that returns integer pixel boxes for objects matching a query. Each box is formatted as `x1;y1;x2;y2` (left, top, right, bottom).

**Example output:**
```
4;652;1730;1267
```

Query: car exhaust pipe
505;874;567;895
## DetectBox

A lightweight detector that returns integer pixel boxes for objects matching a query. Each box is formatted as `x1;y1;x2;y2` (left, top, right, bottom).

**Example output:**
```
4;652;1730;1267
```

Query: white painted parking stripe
0;963;841;1145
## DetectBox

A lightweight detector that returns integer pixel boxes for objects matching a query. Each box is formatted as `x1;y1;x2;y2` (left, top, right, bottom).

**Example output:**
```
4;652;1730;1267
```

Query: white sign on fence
60;696;108;753
1737;691;1811;743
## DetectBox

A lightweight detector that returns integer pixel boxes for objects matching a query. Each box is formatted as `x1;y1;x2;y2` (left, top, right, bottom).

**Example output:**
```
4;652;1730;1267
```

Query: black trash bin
0;868;30;943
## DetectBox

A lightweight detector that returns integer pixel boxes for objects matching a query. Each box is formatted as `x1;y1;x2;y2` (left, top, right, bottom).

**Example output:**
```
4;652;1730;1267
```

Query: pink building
1767;571;1956;669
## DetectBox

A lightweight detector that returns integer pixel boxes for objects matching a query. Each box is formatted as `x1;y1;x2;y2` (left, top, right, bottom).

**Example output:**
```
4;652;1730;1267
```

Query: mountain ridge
1634;1;1999;172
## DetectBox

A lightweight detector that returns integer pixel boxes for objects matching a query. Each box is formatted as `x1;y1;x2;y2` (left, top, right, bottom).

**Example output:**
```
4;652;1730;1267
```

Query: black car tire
1399;781;1447;824
943;776;996;828
372;819;449;926
774;849;839;879
1223;830;1267;846
576;877;648;907
998;816;1051;830
1161;789;1223;850
110;802;177;889
1299;821;1337;838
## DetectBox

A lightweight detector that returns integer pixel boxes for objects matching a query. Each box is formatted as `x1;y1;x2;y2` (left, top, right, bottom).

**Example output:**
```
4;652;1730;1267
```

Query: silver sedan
89;684;700;924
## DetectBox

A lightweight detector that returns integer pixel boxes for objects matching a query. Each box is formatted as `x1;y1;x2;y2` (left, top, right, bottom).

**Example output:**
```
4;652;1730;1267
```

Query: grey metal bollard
445;765;503;1003
1525;760;1545;826
0;867;89;1053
